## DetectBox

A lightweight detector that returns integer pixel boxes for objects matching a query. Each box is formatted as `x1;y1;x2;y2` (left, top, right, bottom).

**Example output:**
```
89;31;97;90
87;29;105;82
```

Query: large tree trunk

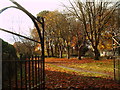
78;46;83;60
94;47;100;60
78;44;85;60
78;48;82;60
54;44;58;57
59;46;63;58
46;41;50;57
46;45;50;57
67;45;70;59
50;44;54;57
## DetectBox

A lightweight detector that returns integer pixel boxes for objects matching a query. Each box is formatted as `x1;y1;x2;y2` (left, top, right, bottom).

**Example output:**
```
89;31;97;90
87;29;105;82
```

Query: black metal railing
2;55;45;89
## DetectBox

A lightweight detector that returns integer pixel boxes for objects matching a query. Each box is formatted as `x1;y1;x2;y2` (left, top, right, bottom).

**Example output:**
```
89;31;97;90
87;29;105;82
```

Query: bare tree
64;0;119;60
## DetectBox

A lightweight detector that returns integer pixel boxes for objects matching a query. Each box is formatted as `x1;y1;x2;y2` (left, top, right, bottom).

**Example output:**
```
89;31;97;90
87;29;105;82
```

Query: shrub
2;39;18;87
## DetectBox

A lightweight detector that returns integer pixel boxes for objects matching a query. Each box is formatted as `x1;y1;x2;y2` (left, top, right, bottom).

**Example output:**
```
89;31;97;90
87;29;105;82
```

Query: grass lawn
64;59;114;75
45;58;120;89
45;58;114;76
45;63;112;79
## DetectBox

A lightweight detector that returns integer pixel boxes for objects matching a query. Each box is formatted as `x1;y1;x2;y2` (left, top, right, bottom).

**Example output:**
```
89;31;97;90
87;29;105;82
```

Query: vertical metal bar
8;55;11;90
37;56;40;89
13;60;16;89
28;56;31;89
41;17;45;89
40;56;42;89
41;60;43;89
35;56;37;88
26;56;28;89
20;55;23;89
0;39;2;90
2;60;4;89
24;56;27;90
32;55;34;88
15;57;18;89
118;58;120;83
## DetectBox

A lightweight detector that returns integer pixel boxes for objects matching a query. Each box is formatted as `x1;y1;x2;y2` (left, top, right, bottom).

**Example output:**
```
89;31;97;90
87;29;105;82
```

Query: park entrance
0;0;45;89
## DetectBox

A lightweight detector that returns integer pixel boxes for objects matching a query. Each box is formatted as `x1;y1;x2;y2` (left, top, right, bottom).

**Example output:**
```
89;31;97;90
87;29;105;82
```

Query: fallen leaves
45;69;120;89
45;58;120;89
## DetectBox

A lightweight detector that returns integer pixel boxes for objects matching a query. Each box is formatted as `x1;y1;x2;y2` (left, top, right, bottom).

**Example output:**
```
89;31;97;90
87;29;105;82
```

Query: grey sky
0;0;118;44
0;0;69;44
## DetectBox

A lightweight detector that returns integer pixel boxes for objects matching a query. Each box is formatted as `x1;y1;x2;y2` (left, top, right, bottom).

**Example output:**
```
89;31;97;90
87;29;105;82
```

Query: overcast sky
0;0;118;44
0;0;70;44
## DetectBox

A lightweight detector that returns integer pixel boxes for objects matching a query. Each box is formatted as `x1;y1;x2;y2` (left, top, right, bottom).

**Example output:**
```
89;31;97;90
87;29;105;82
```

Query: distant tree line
14;0;120;60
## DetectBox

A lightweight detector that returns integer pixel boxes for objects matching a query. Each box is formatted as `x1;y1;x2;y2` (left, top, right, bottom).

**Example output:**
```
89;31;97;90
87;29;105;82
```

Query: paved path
58;65;112;76
47;62;113;78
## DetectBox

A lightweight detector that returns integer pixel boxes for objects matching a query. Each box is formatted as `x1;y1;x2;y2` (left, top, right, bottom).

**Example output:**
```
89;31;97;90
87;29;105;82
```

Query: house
112;35;120;56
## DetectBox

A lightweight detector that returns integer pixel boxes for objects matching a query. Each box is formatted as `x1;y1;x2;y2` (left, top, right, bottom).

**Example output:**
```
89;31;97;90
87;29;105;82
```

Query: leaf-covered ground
45;58;120;89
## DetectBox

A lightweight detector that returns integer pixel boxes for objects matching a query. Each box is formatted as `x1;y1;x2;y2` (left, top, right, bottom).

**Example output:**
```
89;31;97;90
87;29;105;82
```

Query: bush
2;39;18;87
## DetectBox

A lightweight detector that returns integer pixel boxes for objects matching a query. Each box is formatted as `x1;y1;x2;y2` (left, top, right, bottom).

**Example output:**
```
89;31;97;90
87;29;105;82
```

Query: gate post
0;39;2;90
39;17;45;89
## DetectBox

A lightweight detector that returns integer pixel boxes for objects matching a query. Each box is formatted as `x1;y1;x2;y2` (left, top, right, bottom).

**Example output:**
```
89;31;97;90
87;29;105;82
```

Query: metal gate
2;55;45;89
0;0;45;89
